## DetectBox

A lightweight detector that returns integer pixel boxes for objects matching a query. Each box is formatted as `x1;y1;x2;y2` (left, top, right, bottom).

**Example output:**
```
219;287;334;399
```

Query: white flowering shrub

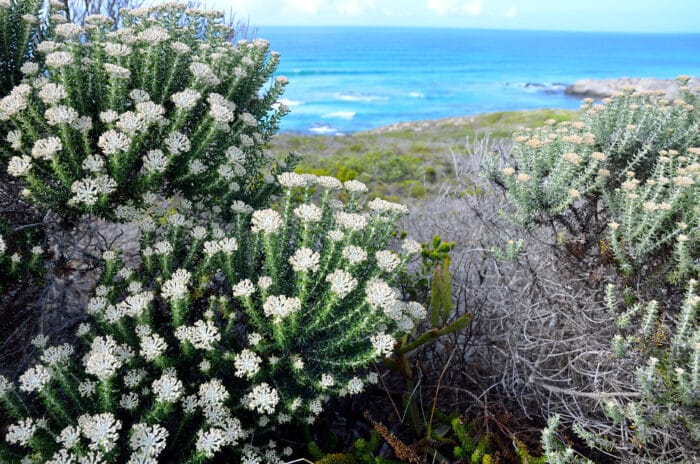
487;82;700;278
0;175;426;463
2;3;292;219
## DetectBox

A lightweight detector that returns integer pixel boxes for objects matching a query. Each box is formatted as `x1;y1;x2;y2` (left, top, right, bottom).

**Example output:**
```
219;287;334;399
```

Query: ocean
256;27;700;134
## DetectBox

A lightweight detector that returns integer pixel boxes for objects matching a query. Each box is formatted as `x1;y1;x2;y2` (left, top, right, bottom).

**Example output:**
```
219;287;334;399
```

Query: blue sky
210;0;700;33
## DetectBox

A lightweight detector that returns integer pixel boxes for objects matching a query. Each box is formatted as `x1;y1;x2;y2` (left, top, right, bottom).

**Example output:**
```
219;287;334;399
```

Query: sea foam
321;111;356;119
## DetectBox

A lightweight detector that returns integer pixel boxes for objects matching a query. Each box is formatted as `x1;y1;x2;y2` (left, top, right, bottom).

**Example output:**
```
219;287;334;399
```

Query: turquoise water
258;27;700;134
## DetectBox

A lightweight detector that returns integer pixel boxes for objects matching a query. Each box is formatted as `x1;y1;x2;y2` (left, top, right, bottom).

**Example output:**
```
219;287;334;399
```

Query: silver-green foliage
585;282;700;460
487;119;607;224
487;81;700;278
606;147;700;277
2;3;290;219
0;175;426;463
540;415;594;464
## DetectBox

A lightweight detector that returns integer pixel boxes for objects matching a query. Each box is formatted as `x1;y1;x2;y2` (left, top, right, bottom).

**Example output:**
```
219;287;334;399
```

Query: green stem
396;313;473;355
1;391;30;420
41;387;74;425
99;379;113;411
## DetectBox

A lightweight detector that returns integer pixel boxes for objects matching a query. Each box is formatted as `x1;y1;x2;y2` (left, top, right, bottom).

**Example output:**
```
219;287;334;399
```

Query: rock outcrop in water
565;77;699;100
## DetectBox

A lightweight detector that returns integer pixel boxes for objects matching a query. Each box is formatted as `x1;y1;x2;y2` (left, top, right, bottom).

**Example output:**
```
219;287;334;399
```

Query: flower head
375;250;401;272
278;172;307;188
371;332;396;357
294;204;323;223
19;365;52;393
263;295;301;322
334;211;367;231
31;137;62;160
325;269;358;299
6;418;37;446
161;269;191;301
342;245;367;265
152;374;183;403
195;428;226;458
129;423;168;458
234;349;262;379
198;378;229;407
289;247;320;272
344;179;368;193
245;383;279;415
367;198;408;215
139;333;168;361
8;156;32;177
251;209;282;234
364;278;397;312
78;413;121;452
84;336;122;380
98;130;131;155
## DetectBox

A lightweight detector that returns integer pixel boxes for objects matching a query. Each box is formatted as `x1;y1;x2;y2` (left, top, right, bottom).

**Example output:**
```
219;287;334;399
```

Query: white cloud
503;6;517;17
225;0;260;16
462;0;482;16
283;0;323;14
426;0;483;16
426;0;456;16
337;0;376;16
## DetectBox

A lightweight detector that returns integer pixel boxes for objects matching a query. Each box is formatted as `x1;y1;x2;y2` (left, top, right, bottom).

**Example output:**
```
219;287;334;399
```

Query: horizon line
253;24;700;35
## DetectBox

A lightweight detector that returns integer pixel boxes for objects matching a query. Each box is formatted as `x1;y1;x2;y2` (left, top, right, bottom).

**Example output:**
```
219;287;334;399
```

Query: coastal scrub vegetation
1;1;699;463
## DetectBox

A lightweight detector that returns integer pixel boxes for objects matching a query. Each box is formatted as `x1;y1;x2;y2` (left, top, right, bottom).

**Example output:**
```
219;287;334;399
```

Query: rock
565;77;699;100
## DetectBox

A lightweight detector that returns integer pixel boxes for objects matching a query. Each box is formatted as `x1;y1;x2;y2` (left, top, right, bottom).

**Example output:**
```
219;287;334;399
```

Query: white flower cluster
277;172;307;188
245;382;279;415
367;197;409;215
152;373;183;403
263;295;301;322
294;203;323;223
233;279;256;297
129;423;169;461
5;418;37;446
161;269;191;301
19;365;52;393
370;332;396;357
375;250;401;272
84;335;123;380
251;209;283;234
139;332;168;361
234;349;262;379
289;247;320;273
325;269;358;299
175;320;221;350
78;413;122;452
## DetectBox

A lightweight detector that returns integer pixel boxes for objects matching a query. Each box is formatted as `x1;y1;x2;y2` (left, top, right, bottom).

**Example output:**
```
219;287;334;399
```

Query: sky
208;0;700;33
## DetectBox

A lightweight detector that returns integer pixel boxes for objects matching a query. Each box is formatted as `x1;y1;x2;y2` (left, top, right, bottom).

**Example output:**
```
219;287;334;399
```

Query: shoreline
275;76;698;136
275;108;578;138
273;108;578;140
